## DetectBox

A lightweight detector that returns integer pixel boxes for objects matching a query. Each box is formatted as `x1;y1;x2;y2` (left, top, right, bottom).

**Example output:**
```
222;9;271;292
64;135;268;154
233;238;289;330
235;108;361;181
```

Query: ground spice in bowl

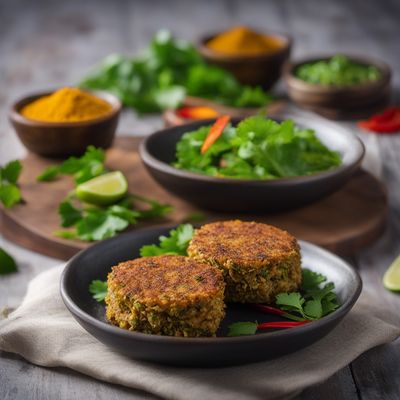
206;26;283;56
20;87;112;123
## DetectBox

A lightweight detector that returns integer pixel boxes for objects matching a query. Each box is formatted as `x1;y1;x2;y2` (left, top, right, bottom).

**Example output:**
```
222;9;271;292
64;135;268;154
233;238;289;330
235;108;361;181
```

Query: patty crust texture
187;220;301;303
105;255;225;337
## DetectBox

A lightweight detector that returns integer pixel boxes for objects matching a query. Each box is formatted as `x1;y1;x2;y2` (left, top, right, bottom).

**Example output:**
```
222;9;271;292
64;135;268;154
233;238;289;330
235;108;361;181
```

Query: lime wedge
383;255;400;292
76;171;128;206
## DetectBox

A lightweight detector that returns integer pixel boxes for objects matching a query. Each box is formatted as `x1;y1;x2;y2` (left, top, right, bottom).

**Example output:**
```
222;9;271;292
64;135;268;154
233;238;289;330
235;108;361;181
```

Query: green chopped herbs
0;160;22;208
37;146;106;184
0;247;18;275
173;116;342;179
57;195;171;241
139;224;194;256
228;269;340;336
295;54;381;86
89;280;108;302
80;30;272;113
37;145;172;241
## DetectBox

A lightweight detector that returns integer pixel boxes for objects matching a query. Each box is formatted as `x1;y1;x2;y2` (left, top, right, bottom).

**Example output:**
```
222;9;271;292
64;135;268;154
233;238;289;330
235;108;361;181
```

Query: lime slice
76;171;128;206
383;255;400;292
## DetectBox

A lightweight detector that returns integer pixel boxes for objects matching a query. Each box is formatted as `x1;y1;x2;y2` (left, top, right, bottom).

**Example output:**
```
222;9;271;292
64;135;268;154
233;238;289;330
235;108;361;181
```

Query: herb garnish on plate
0;160;22;208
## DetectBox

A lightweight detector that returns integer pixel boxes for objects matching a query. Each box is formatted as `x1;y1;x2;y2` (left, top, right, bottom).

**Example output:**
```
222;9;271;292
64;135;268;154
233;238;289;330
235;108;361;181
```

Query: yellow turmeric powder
21;87;112;122
206;26;283;56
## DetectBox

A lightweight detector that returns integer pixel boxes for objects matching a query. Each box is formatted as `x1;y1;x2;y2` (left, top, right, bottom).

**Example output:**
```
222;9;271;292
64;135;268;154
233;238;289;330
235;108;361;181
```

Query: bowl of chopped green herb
284;54;391;119
139;115;364;212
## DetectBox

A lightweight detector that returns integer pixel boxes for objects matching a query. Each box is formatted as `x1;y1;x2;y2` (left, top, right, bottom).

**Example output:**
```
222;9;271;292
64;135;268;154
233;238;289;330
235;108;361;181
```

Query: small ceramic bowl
139;117;365;213
9;90;122;158
198;30;292;89
284;55;391;119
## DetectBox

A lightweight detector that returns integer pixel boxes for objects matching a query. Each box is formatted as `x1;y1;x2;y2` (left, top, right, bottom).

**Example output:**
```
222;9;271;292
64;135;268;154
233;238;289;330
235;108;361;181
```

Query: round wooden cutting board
0;137;388;260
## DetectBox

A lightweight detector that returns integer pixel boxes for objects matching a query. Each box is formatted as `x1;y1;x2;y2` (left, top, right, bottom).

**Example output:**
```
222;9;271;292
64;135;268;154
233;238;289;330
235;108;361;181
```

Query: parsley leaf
89;280;108;302
59;200;83;227
0;247;18;275
228;321;258;337
140;224;194;256
37;146;106;183
0;160;22;208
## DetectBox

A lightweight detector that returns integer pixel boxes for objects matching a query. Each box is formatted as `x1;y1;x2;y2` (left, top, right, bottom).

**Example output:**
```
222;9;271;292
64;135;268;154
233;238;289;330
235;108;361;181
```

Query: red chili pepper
257;321;310;330
252;304;285;316
358;107;400;134
201;115;231;154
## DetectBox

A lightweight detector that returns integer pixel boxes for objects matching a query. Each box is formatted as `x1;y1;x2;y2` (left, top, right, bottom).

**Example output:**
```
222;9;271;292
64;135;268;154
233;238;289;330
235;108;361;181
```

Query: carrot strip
200;115;231;154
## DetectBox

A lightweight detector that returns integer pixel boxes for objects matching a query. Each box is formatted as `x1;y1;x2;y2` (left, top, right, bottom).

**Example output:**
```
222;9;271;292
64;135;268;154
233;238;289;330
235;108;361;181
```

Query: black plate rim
60;226;362;345
139;118;365;185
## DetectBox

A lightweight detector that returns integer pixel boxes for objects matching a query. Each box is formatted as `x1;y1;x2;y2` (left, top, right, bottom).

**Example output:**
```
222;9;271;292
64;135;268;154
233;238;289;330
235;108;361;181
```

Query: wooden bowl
9;90;122;158
163;96;286;127
284;55;391;119
139;117;365;213
198;30;292;89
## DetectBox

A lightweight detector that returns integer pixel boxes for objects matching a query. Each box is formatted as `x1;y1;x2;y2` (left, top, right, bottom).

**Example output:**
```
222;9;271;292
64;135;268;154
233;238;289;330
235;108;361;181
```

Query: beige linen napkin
0;266;399;400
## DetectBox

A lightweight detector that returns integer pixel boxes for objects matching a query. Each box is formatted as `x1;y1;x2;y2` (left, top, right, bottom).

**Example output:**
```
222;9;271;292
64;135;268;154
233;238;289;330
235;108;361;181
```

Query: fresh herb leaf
182;212;206;223
37;166;60;182
0;247;18;275
59;200;83;227
37;146;106;184
89;280;108;302
0;160;22;184
228;321;258;337
0;160;22;208
140;224;194;256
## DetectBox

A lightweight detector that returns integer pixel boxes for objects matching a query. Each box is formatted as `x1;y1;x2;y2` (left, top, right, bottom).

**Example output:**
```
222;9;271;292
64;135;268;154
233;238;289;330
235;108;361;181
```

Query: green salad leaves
174;116;342;179
80;30;272;113
296;54;381;86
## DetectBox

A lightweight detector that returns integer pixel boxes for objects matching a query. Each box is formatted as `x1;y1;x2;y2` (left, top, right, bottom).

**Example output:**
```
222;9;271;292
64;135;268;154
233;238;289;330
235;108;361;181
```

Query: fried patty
105;255;225;337
187;220;301;303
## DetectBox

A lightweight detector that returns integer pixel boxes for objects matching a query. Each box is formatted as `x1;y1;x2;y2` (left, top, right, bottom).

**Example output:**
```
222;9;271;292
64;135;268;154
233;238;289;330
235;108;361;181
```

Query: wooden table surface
1;0;399;399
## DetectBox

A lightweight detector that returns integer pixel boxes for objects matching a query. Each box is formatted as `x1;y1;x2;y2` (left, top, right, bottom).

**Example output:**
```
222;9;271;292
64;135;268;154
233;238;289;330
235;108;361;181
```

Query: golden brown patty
187;220;301;303
105;255;225;337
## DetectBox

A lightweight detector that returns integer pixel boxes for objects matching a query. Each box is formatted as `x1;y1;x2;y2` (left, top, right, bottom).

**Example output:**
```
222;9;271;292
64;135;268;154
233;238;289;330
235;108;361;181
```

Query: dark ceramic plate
139;117;364;212
61;225;362;367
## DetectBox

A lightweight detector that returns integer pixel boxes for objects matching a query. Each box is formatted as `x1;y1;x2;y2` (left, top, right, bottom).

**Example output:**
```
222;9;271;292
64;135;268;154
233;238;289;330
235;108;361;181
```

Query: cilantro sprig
56;195;171;242
37;146;105;183
0;247;18;275
0;160;22;208
228;269;340;336
89;280;108;302
139;224;194;256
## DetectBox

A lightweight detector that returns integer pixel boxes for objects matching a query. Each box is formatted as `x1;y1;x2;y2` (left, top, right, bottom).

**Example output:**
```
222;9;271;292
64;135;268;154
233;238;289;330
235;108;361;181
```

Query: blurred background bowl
284;55;391;119
139;117;365;212
9;90;121;158
198;30;292;89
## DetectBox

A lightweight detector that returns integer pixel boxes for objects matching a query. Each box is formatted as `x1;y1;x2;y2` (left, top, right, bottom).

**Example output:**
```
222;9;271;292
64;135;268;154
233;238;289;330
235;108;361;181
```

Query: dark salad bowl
139;117;364;212
61;225;362;367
